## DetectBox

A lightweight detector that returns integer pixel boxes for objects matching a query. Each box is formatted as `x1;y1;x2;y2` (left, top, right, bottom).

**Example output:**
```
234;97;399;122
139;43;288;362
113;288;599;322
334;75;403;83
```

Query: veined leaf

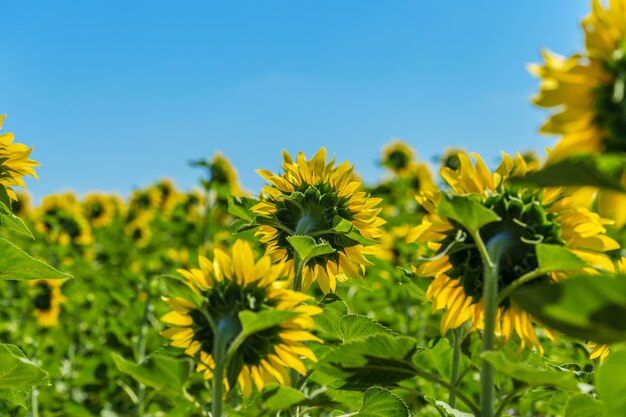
343;387;410;417
239;310;300;338
597;350;626;416
228;195;259;222
437;194;500;235
481;351;579;391
512;274;626;344
0;238;71;281
0;344;48;390
0;201;33;239
315;294;349;341
511;154;626;191
261;384;307;413
111;352;191;393
287;235;336;263
339;314;396;342
564;394;606;417
536;244;587;273
333;217;378;246
317;334;417;390
424;397;474;417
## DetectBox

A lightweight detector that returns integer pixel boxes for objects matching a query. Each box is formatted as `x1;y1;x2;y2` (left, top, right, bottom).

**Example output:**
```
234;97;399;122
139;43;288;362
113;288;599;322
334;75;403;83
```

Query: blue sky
2;1;589;199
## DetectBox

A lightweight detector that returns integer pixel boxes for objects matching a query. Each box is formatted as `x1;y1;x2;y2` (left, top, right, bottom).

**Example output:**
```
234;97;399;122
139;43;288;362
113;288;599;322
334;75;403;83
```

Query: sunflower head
530;0;626;157
34;193;93;246
30;279;66;328
160;240;322;397
252;148;385;293
0;115;40;201
209;152;244;197
11;191;31;218
381;140;416;175
440;148;465;171
153;178;179;212
82;193;117;228
409;152;619;351
125;212;152;248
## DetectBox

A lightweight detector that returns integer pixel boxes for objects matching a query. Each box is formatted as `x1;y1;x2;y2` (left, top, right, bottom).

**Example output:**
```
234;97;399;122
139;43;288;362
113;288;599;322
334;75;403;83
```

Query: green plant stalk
448;327;462;408
212;333;227;417
292;253;304;293
31;387;39;417
474;233;513;417
136;289;151;416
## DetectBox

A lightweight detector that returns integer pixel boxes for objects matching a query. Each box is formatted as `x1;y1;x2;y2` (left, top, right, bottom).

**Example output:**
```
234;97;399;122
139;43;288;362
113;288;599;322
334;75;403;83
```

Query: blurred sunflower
530;0;626;157
439;148;465;171
0;114;39;201
30;279;66;328
160;240;322;397
381;140;416;176
125;212;152;248
210;152;245;197
153;178;179;212
252;148;385;293
82;193;117;228
34;193;93;246
11;191;31;218
409;152;619;352
128;187;161;218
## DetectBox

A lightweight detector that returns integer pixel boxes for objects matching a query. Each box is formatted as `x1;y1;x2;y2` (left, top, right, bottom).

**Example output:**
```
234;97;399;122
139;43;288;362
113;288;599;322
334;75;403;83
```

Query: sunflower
381;140;416;175
252;148;385;293
34;193;93;246
11;191;31;218
209;152;245;197
30;279;66;328
408;152;619;352
0;115;39;201
153;178;179;212
160;240;322;398
125;212;152;248
439;148;466;171
82;193;117;228
530;0;626;157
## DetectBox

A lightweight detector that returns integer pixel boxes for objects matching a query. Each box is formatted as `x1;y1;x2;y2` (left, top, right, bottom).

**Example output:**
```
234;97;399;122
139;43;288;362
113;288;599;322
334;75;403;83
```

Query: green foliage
536;244;588;273
0;344;48;408
512;273;626;344
511;154;626;191
481;351;579;391
0;201;33;239
111;352;191;393
0;238;71;281
596;350;626;416
334;387;410;417
564;394;606;417
227;195;259;223
287;235;336;263
437;194;501;234
424;396;474;417
332;217;378;246
239;310;301;338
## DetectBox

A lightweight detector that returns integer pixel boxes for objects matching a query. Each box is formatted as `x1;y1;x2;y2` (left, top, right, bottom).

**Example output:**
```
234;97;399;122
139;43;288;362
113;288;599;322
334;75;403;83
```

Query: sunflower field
2;2;626;417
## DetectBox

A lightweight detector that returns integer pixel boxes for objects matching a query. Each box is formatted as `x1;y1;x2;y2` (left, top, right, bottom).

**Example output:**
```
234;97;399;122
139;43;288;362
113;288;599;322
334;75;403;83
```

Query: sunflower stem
211;333;227;417
292;253;305;293
136;288;152;417
448;327;462;408
476;232;515;417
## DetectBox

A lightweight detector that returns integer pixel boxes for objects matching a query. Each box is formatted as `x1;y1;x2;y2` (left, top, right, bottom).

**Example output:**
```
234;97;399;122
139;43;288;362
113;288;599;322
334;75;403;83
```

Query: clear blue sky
1;1;588;199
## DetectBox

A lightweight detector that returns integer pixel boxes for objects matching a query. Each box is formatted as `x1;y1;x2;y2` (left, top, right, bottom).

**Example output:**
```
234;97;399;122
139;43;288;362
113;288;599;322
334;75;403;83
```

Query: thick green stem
292;253;304;293
31;387;39;417
448;327;462;408
212;334;227;417
474;233;514;417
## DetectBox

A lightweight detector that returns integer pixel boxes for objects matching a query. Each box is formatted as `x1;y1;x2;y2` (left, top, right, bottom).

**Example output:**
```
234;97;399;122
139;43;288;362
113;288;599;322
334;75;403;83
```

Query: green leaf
481;351;579;391
239;310;301;338
397;267;425;300
413;338;456;379
424;396;474;417
286;235;336;263
347;387;410;417
437;194;500;235
0;388;29;409
597;349;626;416
564;394;606;417
0;202;33;239
111;352;191;393
228;196;259;222
317;334;417;390
0;344;48;390
333;217;378;246
315;294;349;341
339;314;396;342
512;274;626;344
261;385;307;413
160;274;203;307
511;154;626;191
0;238;71;281
536;244;587;273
